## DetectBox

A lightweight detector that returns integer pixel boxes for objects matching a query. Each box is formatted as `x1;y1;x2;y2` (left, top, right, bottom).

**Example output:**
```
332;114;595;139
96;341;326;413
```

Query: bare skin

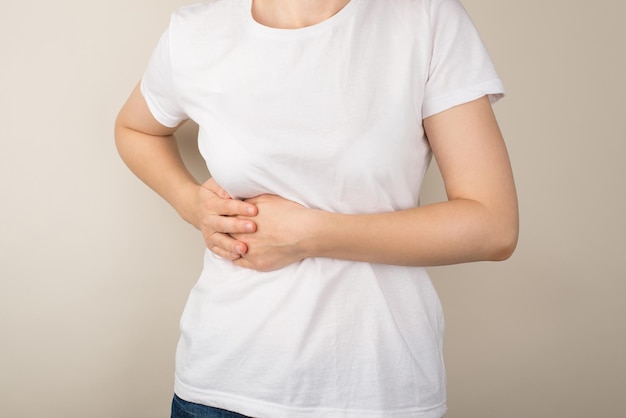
115;0;518;272
251;0;352;29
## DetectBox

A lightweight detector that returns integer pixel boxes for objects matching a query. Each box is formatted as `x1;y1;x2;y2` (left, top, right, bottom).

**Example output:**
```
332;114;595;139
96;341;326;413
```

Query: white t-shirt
141;0;504;417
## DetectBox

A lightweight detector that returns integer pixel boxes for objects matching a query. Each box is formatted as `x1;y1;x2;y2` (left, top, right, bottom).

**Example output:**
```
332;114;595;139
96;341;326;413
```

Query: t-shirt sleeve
140;26;188;128
422;0;504;119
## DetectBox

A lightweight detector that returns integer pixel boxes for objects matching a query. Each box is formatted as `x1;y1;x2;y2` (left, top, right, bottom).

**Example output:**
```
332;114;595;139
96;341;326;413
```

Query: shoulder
174;0;234;18
357;0;433;37
357;0;440;26
165;0;247;48
372;0;466;19
170;0;247;31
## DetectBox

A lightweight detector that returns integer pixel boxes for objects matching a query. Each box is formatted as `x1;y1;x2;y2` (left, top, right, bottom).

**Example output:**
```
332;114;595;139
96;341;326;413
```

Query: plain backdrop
1;0;624;417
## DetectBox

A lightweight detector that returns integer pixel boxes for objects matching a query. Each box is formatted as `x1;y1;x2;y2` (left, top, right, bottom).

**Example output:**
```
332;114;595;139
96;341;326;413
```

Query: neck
251;0;352;29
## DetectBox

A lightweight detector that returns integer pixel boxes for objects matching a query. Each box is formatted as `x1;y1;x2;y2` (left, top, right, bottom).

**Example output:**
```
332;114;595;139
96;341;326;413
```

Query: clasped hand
197;178;313;272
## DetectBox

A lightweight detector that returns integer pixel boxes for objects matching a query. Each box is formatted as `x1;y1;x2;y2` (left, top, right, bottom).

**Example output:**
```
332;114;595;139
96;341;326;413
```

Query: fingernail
246;207;256;216
236;245;245;254
244;223;254;232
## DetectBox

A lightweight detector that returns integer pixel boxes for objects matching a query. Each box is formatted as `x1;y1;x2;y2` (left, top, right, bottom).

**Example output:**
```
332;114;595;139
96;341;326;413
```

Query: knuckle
206;233;223;248
207;216;224;232
225;199;242;215
201;217;215;231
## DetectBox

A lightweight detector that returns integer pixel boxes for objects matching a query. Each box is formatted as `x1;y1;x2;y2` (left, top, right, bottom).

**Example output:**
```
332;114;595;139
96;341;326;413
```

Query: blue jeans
171;395;252;418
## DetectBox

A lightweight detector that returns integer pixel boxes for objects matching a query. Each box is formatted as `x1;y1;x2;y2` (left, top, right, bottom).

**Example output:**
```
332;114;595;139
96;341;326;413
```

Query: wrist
172;181;202;227
299;208;331;259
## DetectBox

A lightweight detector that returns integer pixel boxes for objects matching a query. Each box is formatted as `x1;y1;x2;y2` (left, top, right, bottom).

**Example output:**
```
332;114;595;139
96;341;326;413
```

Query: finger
209;245;241;261
212;197;258;217
209;214;256;235
205;232;248;256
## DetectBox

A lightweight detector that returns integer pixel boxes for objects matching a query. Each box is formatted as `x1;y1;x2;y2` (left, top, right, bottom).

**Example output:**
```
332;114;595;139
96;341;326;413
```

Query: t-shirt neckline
245;0;360;38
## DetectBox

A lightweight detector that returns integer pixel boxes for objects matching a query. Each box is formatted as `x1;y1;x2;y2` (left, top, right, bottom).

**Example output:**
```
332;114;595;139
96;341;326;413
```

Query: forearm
232;98;518;271
306;198;518;267
114;126;199;224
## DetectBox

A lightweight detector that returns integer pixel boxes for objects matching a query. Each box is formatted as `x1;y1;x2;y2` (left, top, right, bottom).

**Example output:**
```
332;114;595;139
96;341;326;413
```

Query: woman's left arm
233;96;518;271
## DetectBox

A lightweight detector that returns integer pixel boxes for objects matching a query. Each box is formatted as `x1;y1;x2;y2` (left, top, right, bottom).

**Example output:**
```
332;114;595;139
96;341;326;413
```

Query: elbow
490;235;517;261
113;114;125;152
488;222;519;261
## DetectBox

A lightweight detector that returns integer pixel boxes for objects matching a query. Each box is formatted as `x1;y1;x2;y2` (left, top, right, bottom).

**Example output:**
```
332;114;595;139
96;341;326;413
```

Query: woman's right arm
114;82;257;259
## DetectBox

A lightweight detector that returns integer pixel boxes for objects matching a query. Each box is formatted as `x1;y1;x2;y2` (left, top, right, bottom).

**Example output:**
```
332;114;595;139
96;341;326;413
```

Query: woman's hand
115;83;259;261
188;178;258;260
231;194;317;272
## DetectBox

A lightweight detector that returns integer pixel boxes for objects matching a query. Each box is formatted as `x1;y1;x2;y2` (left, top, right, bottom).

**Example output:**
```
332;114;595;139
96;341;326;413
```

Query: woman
115;0;518;417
